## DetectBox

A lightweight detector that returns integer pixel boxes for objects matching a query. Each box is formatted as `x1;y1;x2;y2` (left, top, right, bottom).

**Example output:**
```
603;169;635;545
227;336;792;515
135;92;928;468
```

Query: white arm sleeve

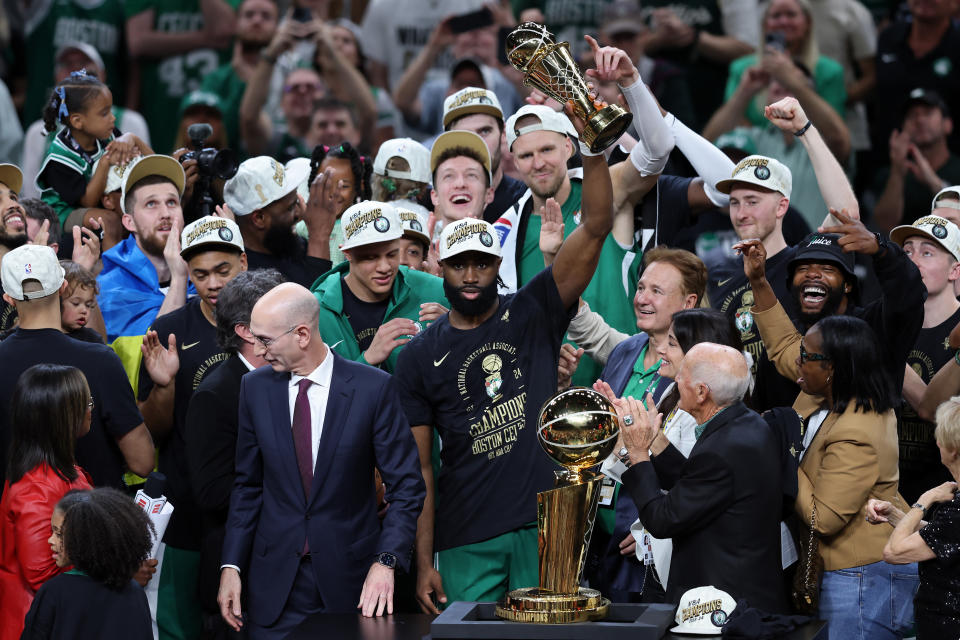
620;78;674;177
665;112;735;207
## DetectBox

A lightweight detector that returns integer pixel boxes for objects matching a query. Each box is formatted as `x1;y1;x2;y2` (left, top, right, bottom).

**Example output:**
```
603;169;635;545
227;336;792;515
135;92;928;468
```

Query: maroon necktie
292;378;313;499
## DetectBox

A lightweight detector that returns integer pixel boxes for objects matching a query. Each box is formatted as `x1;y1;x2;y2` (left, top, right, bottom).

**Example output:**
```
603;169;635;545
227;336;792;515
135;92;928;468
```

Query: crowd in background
0;0;959;639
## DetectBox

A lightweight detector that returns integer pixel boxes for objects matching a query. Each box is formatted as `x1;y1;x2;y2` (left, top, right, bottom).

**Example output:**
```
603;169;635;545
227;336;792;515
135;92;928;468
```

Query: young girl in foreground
20;488;154;640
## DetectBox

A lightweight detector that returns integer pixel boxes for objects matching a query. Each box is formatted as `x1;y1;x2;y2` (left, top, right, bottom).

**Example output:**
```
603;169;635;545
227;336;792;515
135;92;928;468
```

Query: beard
263;222;301;258
443;277;499;317
0;227;27;250
793;283;846;328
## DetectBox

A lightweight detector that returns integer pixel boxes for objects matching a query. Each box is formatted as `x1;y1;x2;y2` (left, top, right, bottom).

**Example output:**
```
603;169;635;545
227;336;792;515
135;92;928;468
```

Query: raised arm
126;0;235;59
392;19;454;124
765;97;857;227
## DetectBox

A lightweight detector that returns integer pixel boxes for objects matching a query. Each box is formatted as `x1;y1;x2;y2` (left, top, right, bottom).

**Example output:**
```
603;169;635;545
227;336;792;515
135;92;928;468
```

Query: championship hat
1;244;65;301
438;218;501;261
373;138;431;183
180;216;245;260
891;216;960;262
430;130;492;184
120;155;186;215
671;586;737;635
443;86;504;129
394;199;431;246
285;157;312;204
505;104;578;150
715;155;792;199
223;156;310;216
0;163;23;194
339;201;403;251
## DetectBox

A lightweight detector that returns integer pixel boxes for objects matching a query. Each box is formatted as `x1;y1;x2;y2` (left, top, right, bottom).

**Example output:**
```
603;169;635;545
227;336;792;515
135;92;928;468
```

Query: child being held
59;261;106;343
21;488;154;640
36;70;151;251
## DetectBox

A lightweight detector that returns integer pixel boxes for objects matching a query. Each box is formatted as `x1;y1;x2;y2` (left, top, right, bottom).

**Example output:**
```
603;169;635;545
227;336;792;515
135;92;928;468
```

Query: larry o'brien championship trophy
505;22;633;153
495;387;620;624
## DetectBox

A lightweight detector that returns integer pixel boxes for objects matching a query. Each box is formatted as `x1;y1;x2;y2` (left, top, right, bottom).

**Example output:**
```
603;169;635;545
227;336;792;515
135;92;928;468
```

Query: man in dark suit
617;343;787;613
217;282;425;639
186;268;284;638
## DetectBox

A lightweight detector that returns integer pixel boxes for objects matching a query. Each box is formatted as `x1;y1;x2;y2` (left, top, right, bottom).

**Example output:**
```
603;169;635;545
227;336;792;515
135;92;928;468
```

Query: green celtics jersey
124;0;240;154
517;178;642;387
36;128;111;224
23;0;127;127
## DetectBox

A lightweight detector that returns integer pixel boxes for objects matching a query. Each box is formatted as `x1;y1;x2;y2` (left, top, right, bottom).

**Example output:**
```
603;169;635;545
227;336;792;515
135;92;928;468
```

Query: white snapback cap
891;215;960;262
438;218;501;260
180;215;244;259
505;104;578;151
340;201;403;251
443;86;504;129
715;155;792;199
671;586;737;635
393;199;430;245
373;138;431;183
1;244;65;301
223;156;310;216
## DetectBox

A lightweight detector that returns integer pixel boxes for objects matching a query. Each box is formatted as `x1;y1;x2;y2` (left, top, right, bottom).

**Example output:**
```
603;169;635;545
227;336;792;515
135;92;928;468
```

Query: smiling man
430;129;494;228
310;200;447;373
393;104;616;611
0;164;27;332
97;154;193;342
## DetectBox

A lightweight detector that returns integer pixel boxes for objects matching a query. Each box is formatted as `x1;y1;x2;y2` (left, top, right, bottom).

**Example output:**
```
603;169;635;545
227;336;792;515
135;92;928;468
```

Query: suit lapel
309;353;354;502
267;370;304;501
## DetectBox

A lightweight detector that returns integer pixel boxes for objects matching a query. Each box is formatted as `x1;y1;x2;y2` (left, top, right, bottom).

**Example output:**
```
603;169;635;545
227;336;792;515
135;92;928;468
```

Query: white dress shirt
289;350;334;468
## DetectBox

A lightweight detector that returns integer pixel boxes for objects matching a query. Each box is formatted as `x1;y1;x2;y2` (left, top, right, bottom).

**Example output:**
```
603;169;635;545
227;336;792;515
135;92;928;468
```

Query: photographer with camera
176;122;239;225
222;155;335;287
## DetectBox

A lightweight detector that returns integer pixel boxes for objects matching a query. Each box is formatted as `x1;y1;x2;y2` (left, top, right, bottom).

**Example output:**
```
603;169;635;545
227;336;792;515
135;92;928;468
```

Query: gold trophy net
495;388;619;624
505;22;633;153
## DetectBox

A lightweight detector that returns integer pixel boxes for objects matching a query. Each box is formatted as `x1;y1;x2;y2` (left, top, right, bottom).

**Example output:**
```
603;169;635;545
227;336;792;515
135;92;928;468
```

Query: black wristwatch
377;552;398;569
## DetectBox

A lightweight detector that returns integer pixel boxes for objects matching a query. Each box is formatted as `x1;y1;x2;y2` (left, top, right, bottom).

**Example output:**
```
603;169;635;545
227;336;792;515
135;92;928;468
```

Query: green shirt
124;0;241;154
621;343;662;403
199;62;247;153
311;262;448;373
695;406;728;440
517;179;643;387
725;54;847;128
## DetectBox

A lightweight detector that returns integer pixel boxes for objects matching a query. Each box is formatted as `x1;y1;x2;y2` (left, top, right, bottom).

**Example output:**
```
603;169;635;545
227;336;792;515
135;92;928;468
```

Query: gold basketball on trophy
538;387;620;473
505;22;633;153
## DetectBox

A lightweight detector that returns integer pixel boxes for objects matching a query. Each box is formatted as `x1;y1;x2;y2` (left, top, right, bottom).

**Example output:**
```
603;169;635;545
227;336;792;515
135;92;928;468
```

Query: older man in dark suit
616;343;787;613
217;282;425;639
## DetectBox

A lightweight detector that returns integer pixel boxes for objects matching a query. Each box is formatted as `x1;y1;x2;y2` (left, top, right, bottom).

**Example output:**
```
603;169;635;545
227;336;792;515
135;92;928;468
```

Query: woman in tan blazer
757;305;920;639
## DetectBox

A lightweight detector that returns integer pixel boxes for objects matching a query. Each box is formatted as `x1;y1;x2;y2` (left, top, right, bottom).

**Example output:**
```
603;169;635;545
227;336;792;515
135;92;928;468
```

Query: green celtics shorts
437;523;538;605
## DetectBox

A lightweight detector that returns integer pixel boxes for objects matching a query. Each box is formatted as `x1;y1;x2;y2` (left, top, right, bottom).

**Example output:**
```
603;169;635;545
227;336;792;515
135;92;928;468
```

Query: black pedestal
430;601;675;639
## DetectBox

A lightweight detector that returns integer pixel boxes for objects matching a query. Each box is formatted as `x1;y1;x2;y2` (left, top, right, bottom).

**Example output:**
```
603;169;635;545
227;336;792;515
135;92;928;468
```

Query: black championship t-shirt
395;267;574;550
245;238;333;289
707;245;802;411
899;307;960;503
67;327;105;343
340;275;389;353
0;328;143;492
138;296;226;550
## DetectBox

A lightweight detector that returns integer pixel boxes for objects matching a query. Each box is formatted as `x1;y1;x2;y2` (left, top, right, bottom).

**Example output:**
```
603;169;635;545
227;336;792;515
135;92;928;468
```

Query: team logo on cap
219;227;234;242
445;221;489;250
374;216;390;232
24;264;31;274
479;231;494;247
411;220;423;232
272;160;284;186
754;166;770;180
710;610;728;626
933;224;948;239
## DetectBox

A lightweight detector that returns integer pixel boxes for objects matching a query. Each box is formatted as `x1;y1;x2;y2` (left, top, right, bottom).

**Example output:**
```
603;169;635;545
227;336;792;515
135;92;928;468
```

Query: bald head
682;343;750;408
252;282;320;332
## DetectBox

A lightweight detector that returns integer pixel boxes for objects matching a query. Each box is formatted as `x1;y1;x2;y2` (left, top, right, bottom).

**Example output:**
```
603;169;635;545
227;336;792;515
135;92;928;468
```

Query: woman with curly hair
0;365;92;640
21;488;154;639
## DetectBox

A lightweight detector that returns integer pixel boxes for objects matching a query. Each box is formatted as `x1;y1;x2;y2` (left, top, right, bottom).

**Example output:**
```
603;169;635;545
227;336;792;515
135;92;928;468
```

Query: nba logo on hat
24;264;31;274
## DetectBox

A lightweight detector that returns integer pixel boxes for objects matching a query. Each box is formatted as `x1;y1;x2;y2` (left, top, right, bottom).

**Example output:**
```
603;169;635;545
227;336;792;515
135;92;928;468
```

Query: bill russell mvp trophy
505;22;633;153
495;387;620;624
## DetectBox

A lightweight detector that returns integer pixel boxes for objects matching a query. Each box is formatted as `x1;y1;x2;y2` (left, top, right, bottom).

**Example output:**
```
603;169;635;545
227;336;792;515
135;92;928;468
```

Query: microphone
135;472;168;516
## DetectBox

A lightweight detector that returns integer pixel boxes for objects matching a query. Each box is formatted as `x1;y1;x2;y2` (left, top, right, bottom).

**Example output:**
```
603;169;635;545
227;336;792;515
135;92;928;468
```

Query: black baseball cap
788;233;857;281
902;88;950;119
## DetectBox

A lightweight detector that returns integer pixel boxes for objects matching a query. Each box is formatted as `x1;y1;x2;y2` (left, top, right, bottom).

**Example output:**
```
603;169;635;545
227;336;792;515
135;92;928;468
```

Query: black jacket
185;354;248;613
622;401;788;613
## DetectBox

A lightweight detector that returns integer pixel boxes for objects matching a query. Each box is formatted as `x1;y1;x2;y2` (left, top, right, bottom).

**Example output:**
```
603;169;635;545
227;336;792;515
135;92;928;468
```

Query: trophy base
581;105;633;154
495;587;610;624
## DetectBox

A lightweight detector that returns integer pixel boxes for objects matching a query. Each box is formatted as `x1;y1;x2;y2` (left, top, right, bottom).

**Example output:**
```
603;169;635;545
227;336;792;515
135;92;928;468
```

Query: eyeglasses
253;325;298;348
284;82;323;94
799;340;830;364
